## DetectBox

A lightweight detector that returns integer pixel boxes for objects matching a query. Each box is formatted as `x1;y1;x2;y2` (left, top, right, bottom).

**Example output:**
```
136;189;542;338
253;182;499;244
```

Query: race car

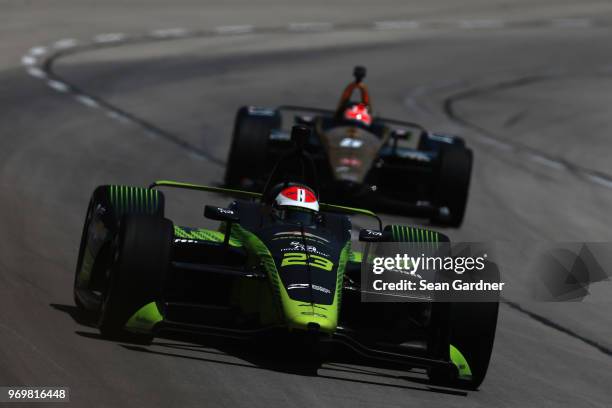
74;126;498;390
224;66;473;227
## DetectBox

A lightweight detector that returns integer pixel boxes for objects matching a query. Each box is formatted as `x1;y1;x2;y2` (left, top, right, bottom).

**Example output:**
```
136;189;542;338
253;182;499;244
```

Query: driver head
274;184;319;212
344;103;372;125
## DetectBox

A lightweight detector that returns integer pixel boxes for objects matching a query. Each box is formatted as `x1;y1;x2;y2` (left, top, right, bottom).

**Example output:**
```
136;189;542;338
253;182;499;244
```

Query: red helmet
344;103;372;125
274;185;319;212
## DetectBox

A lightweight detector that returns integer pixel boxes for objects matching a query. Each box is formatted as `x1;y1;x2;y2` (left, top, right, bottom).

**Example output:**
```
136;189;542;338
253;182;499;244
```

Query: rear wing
149;180;382;230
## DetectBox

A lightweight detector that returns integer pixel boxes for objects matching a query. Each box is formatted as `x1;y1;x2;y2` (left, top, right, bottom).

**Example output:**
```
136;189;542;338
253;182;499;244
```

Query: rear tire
224;106;280;187
432;147;473;227
98;215;173;343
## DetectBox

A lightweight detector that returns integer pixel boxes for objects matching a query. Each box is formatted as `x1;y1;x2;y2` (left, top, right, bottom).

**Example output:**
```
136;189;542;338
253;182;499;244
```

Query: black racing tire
224;106;280;187
447;300;499;390
98;214;173;343
432;147;473;228
429;263;500;390
73;185;165;314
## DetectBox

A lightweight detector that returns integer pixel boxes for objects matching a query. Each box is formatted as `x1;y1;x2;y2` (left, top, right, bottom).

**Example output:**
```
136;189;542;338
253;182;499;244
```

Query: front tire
74;198;94;311
429;263;500;390
73;185;165;313
98;214;173;343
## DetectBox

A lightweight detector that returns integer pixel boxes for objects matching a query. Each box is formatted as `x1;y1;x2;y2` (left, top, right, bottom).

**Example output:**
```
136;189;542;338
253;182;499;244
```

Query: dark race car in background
224;66;473;227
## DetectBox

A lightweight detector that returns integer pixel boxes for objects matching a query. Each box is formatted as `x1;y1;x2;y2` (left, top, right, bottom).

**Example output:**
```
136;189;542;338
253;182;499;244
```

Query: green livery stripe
348;251;363;263
232;225;283;320
390;225;439;244
173;226;242;247
108;185;161;216
124;302;163;333
336;242;351;310
450;344;473;380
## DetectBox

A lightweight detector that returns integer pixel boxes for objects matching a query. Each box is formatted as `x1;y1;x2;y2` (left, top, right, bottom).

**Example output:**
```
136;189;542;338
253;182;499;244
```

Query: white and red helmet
274;185;319;212
344;103;372;125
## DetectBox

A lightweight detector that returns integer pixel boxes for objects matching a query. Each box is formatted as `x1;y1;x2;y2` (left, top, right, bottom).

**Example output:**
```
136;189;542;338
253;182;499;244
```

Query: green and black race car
74;126;498;390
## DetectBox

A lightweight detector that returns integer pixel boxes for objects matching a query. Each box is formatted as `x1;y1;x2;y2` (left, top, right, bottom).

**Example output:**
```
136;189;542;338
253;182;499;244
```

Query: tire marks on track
441;72;612;191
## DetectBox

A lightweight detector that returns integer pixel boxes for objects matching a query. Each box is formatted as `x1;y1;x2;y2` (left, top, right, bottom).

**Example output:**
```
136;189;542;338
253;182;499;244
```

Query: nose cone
276;282;338;334
283;302;338;334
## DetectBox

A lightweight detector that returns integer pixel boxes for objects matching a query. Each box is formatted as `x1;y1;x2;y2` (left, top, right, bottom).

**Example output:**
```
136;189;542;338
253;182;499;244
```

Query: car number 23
281;252;334;271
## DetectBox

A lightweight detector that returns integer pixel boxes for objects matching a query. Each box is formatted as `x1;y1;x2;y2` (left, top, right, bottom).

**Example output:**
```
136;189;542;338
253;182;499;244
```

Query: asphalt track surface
1;1;612;407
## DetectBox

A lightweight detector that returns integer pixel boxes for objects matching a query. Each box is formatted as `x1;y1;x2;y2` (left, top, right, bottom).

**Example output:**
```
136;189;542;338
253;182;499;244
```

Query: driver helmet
274;185;319;212
344;103;372;125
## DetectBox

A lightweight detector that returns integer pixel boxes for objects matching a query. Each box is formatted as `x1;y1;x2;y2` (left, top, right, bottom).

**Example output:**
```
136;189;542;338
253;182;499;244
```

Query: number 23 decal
281;252;334;271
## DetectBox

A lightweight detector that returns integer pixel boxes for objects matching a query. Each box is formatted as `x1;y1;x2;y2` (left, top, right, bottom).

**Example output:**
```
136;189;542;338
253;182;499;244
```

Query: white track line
105;111;130;124
288;22;334;32
21;55;36;66
29;46;47;56
150;28;189;38
587;174;612;190
94;33;126;43
47;80;69;92
374;20;420;30
53;38;78;49
74;95;99;108
215;25;254;35
526;153;566;170
27;67;47;79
